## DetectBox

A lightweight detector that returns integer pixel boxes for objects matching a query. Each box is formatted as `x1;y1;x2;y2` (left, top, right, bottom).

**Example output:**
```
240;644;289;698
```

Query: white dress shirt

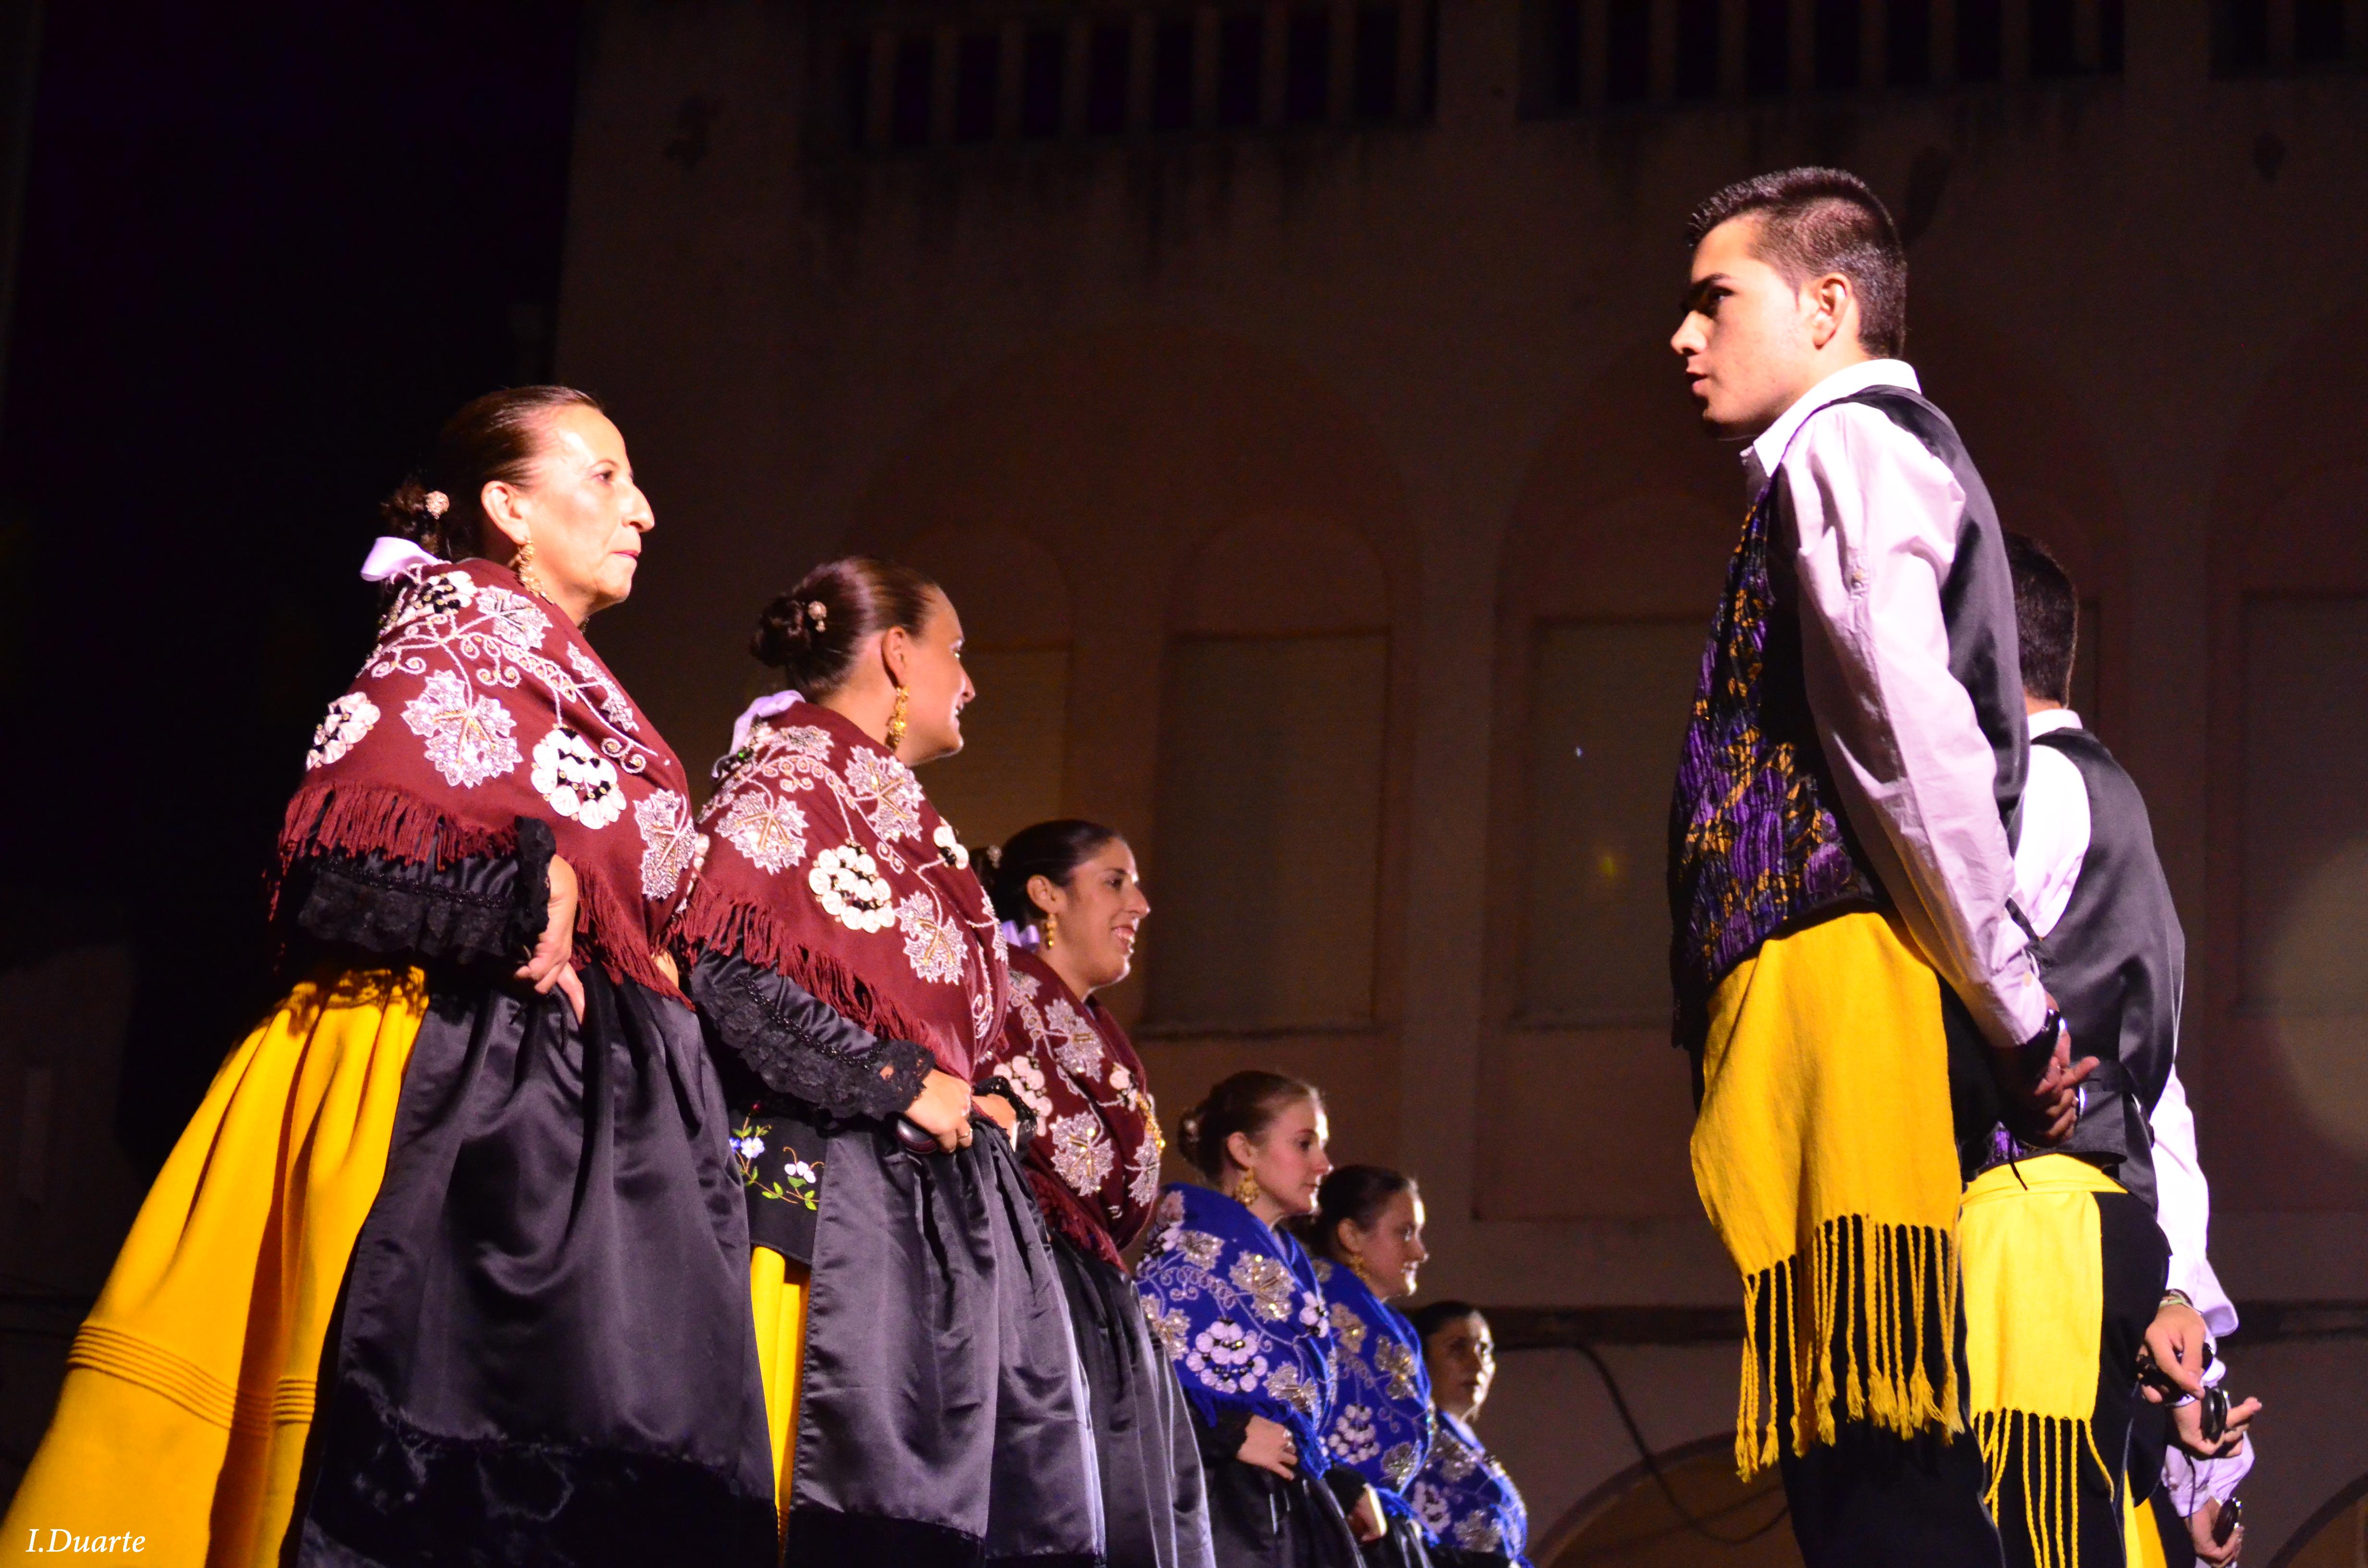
2010;707;2251;1509
1747;360;2050;1051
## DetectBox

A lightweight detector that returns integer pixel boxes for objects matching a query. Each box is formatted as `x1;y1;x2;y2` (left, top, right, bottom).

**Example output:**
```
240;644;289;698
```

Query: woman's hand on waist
517;854;585;1022
904;1069;977;1153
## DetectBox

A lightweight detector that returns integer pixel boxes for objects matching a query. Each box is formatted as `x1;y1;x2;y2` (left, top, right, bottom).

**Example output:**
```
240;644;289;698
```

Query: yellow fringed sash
1962;1153;2126;1568
1692;910;1968;1476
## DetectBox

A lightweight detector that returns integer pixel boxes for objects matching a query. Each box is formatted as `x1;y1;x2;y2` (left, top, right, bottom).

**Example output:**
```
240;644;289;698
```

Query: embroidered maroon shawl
276;557;701;995
675;700;1008;1080
977;946;1165;1268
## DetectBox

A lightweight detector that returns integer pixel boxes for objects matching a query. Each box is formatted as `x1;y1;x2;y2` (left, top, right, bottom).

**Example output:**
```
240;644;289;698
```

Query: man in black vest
1669;168;2089;1568
1957;535;2256;1568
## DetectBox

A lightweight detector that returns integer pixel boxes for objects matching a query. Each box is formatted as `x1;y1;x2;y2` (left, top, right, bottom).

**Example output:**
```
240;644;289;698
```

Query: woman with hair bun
1136;1071;1364;1568
1406;1303;1531;1568
1303;1166;1437;1568
975;820;1216;1568
673;557;1101;1563
5;388;776;1564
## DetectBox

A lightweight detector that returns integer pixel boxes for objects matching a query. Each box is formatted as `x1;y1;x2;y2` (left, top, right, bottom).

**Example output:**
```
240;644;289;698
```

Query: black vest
2025;726;2187;1210
1766;388;2032;1167
1816;388;2029;837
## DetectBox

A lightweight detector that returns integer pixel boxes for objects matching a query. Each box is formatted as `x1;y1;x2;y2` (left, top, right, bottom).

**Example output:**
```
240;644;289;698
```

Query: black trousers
1777;1222;2001;1568
1779;1420;2003;1568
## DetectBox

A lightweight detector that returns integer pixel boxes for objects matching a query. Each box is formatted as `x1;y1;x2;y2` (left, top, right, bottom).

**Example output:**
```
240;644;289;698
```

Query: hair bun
1174;1104;1208;1169
750;589;828;675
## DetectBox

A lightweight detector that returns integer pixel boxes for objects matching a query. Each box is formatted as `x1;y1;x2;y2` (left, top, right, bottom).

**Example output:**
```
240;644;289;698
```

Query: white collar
1744;358;1922;489
360;535;444;583
729;689;804;754
2028;707;2084;738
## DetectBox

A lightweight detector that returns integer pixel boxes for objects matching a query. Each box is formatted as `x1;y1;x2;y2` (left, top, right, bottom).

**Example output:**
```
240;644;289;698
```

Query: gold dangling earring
1044;911;1060;950
1232;1169;1261;1208
513;534;550;601
885;684;910;753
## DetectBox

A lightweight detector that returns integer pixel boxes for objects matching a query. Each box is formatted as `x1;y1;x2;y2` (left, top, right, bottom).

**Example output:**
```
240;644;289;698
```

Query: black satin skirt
1202;1453;1363;1568
296;968;777;1567
1053;1236;1217;1568
788;1115;1104;1566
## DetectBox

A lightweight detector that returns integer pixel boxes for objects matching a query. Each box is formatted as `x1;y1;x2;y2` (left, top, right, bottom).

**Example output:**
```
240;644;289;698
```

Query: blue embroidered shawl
1314;1261;1433;1518
1136;1184;1336;1469
1666;478;1876;1052
1410;1409;1530;1565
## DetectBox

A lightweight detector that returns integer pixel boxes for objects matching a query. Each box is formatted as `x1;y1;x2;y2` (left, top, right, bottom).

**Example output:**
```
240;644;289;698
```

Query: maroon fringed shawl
675;701;1008;1079
977;947;1165;1269
277;558;702;996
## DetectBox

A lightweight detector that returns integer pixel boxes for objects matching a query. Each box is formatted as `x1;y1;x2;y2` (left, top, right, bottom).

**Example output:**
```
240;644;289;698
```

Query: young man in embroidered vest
1667;166;2093;1567
1974;535;2258;1568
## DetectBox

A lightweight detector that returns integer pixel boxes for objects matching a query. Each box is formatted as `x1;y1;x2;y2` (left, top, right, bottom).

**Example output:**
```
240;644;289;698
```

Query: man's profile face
1670;215;1823;440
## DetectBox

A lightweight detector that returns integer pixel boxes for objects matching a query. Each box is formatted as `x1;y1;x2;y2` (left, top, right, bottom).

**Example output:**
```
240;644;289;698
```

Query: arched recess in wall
1477;316;2125;1225
2203;294;2368;1213
1534;1434;1795;1567
842;325;1418;1160
1152;513;1395;1035
895;525;1074;854
2269;1469;2368;1568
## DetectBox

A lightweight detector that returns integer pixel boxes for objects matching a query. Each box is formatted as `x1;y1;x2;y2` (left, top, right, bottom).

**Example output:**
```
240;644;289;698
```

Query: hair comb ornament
422;490;450;518
806;600;828;632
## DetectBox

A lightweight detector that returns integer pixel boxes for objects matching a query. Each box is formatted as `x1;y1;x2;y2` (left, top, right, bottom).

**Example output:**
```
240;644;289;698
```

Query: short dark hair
1174;1070;1321;1182
1409;1299;1486;1346
1688;167;1909;358
381;385;606;562
1298;1164;1417;1263
752;557;943;699
2006;532;2080;706
987;820;1124;926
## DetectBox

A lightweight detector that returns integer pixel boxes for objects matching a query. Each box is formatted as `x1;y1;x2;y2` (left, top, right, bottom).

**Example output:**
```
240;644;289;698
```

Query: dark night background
0;0;583;1166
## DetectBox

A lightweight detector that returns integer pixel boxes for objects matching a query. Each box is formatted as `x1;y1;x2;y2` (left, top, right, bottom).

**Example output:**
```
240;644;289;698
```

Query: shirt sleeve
2010;743;2090;941
2150;1066;2239;1337
2163;1439;2255;1514
1782;403;2050;1050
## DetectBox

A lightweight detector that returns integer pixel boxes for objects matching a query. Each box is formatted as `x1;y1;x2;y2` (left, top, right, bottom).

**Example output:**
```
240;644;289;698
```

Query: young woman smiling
977;820;1215;1568
1136;1072;1363;1568
674;558;1100;1564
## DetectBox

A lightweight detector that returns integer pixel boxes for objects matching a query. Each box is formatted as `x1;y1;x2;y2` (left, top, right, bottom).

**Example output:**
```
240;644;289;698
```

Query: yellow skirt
2;968;425;1568
748;1246;810;1556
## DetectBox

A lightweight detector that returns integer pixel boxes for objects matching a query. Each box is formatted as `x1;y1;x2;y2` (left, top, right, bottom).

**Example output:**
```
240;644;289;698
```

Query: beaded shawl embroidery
1314;1260;1433;1512
1666;478;1878;1050
1135;1184;1337;1470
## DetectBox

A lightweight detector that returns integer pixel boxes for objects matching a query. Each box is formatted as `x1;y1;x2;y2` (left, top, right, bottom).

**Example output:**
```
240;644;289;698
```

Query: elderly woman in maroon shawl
975;821;1216;1568
674;557;1102;1566
4;388;775;1566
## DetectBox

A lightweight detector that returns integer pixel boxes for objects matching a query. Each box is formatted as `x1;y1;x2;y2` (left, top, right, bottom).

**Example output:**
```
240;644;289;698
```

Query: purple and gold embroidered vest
1667;386;2027;1052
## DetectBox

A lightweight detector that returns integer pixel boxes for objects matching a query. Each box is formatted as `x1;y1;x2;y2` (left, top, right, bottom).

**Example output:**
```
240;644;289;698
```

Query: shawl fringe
278;781;679;998
1027;1165;1123;1271
1973;1409;2113;1568
1735;1213;1961;1479
676;895;939;1063
276;781;515;894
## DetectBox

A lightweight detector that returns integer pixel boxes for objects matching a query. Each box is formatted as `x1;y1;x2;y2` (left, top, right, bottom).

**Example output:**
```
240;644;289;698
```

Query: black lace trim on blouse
687;952;933;1120
287;817;553;971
